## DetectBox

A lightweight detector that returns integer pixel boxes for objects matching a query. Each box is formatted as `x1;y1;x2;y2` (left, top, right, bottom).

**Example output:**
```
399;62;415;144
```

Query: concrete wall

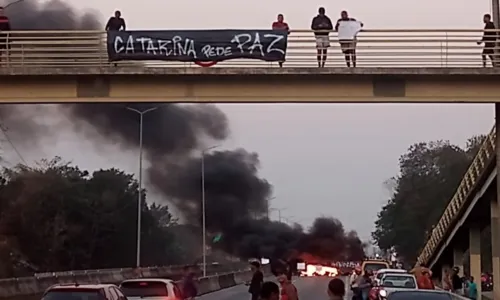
0;263;254;300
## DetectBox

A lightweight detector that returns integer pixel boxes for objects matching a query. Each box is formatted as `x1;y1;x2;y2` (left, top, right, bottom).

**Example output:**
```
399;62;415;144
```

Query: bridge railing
0;29;498;68
416;125;497;266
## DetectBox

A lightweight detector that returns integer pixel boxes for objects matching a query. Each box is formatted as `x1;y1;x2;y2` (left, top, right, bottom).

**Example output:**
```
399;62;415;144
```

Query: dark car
386;290;453;300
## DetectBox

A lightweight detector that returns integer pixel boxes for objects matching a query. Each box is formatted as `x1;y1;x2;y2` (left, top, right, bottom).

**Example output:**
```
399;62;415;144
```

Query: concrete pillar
470;227;482;300
453;248;464;277
494;105;500;299
493;0;500;28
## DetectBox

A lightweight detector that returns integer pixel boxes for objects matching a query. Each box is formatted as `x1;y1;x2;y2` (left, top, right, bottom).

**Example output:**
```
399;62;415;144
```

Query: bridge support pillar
494;104;500;299
453;248;464;276
470;226;482;300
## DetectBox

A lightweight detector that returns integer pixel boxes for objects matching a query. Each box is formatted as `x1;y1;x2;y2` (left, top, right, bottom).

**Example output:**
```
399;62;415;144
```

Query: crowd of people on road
439;266;478;300
247;260;483;300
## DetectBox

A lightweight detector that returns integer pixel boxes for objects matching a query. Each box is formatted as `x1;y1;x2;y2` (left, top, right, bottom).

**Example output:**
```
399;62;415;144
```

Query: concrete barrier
0;264;253;299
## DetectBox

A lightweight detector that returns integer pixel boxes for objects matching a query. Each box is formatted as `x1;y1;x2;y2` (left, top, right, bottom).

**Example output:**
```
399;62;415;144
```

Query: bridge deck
0;29;498;73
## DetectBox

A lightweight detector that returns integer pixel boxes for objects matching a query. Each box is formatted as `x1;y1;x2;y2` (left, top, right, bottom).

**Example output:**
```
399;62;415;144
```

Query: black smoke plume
0;0;366;262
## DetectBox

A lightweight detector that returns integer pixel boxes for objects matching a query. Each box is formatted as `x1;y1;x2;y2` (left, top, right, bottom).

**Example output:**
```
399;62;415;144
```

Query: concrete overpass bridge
2;28;500;298
1;29;500;102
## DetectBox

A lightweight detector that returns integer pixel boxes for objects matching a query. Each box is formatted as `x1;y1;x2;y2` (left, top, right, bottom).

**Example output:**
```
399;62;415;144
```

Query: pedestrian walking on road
277;269;299;300
181;265;198;300
260;281;280;300
248;261;264;300
327;278;345;300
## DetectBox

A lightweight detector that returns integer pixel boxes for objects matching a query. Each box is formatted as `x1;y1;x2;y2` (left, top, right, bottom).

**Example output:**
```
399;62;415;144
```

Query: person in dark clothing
0;6;11;63
181;266;197;300
478;14;497;67
452;267;464;296
328;278;345;300
260;281;280;300
105;10;126;31
311;7;333;67
248;261;264;300
335;10;363;67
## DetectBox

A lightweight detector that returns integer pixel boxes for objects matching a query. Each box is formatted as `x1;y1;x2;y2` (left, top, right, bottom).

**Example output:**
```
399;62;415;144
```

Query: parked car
42;283;126;300
119;278;183;300
370;273;418;300
374;268;408;286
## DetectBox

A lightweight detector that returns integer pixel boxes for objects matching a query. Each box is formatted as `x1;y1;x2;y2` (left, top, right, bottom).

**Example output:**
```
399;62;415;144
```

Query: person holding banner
272;14;290;68
335;11;363;67
311;7;333;67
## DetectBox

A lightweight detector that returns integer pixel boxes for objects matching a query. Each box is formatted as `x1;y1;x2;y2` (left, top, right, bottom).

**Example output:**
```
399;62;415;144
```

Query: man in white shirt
335;11;363;67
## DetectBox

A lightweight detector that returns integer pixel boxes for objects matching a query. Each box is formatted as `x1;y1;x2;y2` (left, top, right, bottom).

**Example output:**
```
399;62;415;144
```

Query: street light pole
201;145;219;277
127;106;158;268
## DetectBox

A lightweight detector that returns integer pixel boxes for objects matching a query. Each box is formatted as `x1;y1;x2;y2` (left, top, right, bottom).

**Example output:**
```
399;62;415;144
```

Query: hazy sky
3;0;497;241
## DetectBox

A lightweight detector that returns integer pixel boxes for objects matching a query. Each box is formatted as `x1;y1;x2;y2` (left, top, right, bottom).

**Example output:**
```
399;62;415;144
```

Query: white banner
337;20;362;40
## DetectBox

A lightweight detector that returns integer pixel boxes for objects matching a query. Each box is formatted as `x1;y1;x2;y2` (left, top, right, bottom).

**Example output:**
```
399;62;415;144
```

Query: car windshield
387;291;452;300
364;263;388;273
42;289;103;300
381;275;416;288
120;281;168;297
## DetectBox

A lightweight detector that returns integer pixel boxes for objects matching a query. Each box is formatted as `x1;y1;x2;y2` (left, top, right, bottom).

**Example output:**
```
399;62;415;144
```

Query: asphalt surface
200;276;352;300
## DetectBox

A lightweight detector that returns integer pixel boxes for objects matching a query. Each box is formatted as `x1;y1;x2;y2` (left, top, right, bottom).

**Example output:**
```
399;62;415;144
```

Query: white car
378;273;418;299
119;278;183;300
374;268;408;285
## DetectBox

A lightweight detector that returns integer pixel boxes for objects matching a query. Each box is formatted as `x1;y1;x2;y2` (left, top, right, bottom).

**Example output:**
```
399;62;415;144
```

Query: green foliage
372;135;486;264
0;157;180;277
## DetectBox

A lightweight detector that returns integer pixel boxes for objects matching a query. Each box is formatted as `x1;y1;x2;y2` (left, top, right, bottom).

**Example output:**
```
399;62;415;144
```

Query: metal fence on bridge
0;29;498;69
417;125;497;266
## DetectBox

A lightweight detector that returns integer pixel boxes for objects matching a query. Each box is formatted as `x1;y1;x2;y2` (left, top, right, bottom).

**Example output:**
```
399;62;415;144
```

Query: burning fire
301;264;338;277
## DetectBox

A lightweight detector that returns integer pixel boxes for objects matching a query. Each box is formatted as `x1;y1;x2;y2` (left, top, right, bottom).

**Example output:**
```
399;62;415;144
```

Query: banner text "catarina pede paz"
107;29;288;62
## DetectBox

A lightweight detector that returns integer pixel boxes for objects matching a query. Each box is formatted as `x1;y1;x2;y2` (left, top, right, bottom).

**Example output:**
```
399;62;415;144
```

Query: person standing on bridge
0;6;11;64
335;11;363;67
272;14;290;68
311;7;333;67
478;14;498;67
105;10;126;31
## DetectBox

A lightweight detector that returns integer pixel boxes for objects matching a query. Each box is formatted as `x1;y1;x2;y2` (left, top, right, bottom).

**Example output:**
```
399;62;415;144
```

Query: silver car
378;273;418;299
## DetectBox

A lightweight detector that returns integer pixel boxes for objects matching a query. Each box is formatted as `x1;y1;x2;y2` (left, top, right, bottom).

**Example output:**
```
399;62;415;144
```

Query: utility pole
201;145;219;277
494;0;500;28
126;106;158;268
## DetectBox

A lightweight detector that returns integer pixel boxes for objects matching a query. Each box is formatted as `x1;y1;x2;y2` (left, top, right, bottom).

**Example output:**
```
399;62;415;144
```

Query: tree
0;157;180;276
372;136;486;264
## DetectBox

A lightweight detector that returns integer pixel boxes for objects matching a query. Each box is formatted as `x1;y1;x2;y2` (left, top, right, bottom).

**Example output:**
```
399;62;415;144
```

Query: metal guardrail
10;262;245;280
417;125;497;266
0;29;499;69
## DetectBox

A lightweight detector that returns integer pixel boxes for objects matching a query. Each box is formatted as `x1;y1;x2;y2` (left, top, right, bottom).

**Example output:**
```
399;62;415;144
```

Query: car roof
120;278;175;284
382;273;416;279
391;289;449;294
378;269;407;273
48;283;116;290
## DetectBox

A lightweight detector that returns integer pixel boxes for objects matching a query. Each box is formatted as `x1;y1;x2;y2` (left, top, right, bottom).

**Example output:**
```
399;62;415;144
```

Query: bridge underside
1;67;500;103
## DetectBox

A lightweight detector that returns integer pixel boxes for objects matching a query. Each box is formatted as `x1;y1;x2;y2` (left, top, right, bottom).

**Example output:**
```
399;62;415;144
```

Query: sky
2;0;498;242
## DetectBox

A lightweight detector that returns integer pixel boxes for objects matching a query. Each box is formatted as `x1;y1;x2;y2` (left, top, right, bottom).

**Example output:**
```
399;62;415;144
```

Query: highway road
200;276;352;300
